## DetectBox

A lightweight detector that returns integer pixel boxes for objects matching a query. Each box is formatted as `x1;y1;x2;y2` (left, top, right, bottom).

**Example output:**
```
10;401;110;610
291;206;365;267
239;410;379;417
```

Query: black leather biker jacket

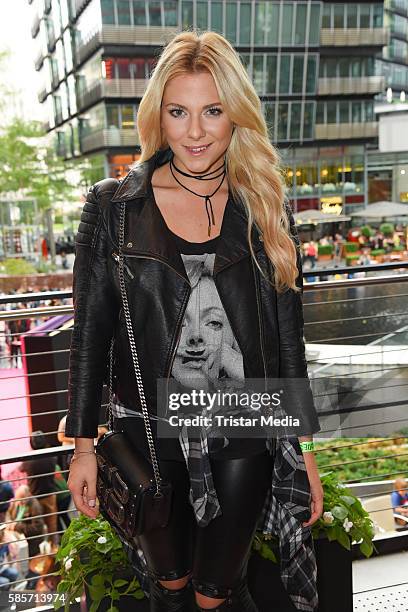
65;147;320;438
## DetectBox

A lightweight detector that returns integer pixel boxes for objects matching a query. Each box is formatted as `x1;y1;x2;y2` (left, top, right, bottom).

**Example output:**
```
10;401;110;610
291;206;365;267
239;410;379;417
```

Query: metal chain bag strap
95;201;173;539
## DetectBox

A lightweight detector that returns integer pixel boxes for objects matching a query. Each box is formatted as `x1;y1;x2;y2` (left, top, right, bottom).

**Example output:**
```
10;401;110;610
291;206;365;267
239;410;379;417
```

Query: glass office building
377;0;408;98
29;0;387;211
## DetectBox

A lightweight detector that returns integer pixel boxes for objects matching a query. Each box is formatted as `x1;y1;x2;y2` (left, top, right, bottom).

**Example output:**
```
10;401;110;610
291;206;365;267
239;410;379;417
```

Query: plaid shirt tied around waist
111;397;318;612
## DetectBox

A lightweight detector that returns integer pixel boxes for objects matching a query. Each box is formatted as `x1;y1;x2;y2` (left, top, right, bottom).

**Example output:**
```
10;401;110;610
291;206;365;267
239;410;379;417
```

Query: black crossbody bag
95;201;173;539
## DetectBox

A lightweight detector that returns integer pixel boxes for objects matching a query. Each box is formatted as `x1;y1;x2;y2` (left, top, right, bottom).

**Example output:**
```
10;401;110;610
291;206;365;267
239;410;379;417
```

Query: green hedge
318;244;334;255
392;245;404;251
371;249;385;256
361;225;373;238
346;255;360;264
380;222;394;236
344;242;359;253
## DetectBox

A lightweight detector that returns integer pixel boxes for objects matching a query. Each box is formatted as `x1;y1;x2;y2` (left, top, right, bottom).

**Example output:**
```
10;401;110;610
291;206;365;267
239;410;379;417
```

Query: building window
303;102;315;139
117;0;131;25
164;1;177;26
182;0;193;28
266;3;279;46
306;56;317;93
239;3;251;44
290;102;301;140
322;5;331;28
266;55;277;94
226;2;237;43
278;103;289;141
346;5;357;28
360;5;370;28
255;2;266;45
279;55;291;94
149;1;162;26
281;3;294;44
107;104;120;128
295;3;307;44
197;1;208;29
211;1;223;34
101;0;115;24
133;1;147;25
292;56;304;94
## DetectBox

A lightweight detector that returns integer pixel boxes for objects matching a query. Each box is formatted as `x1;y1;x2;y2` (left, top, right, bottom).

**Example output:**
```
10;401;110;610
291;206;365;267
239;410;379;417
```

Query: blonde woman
66;30;323;612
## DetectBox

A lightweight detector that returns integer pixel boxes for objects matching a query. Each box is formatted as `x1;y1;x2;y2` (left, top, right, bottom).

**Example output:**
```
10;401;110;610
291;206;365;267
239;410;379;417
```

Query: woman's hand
302;452;324;528
67;454;99;519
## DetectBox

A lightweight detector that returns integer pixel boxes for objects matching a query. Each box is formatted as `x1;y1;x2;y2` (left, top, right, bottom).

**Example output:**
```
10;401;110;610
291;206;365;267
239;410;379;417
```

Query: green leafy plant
361;225;373;238
252;471;377;563
317;245;333;256
371;249;385;256
54;514;145;612
380;223;394;236
0;257;37;276
344;242;359;253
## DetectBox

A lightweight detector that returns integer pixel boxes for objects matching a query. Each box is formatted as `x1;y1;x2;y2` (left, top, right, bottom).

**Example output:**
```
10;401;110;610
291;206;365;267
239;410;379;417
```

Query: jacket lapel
110;148;264;281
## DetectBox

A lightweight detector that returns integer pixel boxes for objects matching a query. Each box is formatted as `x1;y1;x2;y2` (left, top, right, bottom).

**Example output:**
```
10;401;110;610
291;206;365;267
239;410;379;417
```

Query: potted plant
317;244;333;261
53;513;147;612
346;254;360;267
370;248;385;262
248;471;376;612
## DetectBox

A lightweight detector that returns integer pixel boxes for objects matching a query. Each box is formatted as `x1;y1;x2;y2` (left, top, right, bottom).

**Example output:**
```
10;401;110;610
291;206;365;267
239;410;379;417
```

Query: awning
294;209;351;224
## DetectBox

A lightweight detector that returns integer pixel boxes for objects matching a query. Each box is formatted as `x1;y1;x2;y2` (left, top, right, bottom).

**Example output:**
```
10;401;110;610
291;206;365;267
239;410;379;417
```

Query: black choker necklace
169;155;227;237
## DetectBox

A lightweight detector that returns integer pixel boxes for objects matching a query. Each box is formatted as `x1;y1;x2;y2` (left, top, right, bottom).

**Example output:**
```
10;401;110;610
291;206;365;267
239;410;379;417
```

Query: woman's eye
206;320;223;330
169;107;222;118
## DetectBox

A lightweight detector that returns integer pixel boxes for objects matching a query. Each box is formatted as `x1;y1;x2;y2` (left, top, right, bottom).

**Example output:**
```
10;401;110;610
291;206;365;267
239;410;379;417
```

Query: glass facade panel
266;55;277;94
309;4;320;44
292;56;304;93
281;3;293;44
303;102;314;139
164;2;178;26
333;4;344;28
360;5;370;28
211;1;223;33
149;1;162;26
316;102;325;124
347;5;357;28
117;0;131;25
279;55;291;94
322;5;331;28
101;0;115;24
306;56;317;93
239;3;251;44
295;3;307;44
226;2;237;42
197;1;208;28
290;102;301;140
182;1;193;28
265;3;279;45
133;1;147;25
278;103;289;140
327;101;336;123
339;101;349;123
352;101;362;123
107;104;120;128
121;105;136;128
253;55;265;93
255;3;266;45
373;4;383;28
264;102;275;139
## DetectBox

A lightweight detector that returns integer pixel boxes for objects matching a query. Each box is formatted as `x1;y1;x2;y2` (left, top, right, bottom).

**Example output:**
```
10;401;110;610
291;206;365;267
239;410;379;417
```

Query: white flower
343;518;353;533
71;548;77;555
97;536;107;544
323;511;334;524
64;557;73;571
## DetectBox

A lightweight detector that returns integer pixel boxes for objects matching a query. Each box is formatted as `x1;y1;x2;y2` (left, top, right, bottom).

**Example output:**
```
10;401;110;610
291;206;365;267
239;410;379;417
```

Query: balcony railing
315;121;378;140
80;128;140;153
320;28;389;47
74;25;179;66
37;87;47;103
31;15;40;39
34;51;44;71
0;268;408;606
76;78;149;111
318;76;385;96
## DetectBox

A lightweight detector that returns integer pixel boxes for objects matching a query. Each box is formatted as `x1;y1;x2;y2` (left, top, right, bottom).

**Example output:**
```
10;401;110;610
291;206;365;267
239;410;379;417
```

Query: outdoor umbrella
293;209;351;224
350;201;408;220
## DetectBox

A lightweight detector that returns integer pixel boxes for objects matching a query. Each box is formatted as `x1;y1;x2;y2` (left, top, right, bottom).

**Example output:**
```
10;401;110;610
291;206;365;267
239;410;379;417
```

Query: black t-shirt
119;227;266;462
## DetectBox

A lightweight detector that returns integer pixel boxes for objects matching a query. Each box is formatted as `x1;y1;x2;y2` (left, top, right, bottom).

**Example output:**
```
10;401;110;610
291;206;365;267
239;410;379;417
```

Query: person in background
0;525;19;590
20;432;58;545
57;415;75;472
391;477;408;527
0;466;14;523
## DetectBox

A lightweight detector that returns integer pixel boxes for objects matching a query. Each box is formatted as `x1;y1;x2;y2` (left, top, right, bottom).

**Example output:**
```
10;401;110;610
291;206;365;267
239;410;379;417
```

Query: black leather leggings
137;450;274;600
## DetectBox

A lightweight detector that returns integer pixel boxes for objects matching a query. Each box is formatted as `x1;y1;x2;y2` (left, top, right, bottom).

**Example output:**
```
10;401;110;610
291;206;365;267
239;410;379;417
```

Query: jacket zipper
111;251;135;280
251;257;268;384
112;249;192;405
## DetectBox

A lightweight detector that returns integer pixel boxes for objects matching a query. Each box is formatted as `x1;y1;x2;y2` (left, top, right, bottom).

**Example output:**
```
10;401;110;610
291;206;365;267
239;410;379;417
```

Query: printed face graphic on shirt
171;253;244;391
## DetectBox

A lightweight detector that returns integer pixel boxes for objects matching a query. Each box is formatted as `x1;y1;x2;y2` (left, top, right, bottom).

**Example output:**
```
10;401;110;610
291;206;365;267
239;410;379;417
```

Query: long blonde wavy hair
134;29;300;294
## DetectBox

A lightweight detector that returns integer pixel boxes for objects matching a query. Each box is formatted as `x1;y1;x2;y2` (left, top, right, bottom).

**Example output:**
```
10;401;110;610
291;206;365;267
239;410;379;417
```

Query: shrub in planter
344;242;359;253
346;255;360;266
361;225;373;238
392;245;404;251
380;223;394;236
371;249;385;258
318;245;334;256
249;471;376;612
54;514;146;612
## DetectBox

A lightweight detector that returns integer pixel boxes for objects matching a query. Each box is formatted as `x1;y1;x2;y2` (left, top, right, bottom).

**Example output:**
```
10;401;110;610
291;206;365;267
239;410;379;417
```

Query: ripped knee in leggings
192;578;233;600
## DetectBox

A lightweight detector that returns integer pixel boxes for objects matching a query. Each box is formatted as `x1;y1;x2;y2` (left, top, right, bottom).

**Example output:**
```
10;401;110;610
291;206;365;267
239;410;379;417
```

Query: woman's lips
184;143;212;156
